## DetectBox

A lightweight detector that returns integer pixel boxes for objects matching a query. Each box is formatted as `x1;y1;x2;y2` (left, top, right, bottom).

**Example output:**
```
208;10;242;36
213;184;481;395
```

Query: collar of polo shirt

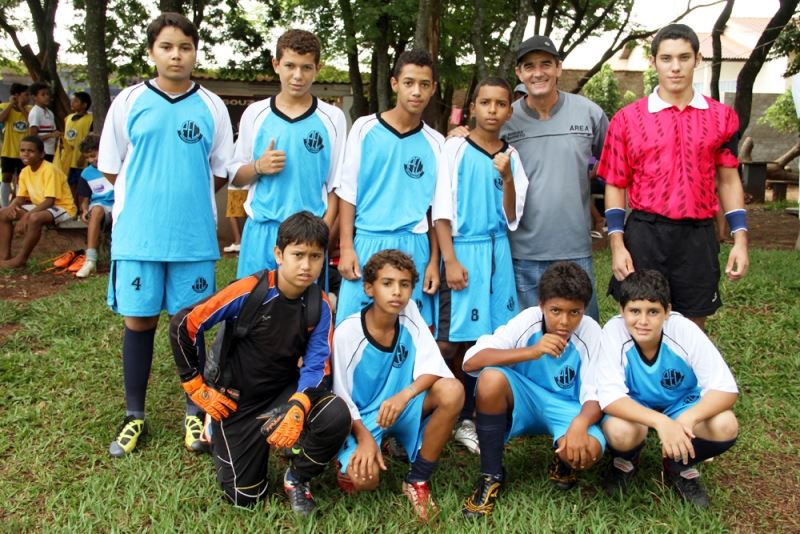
647;86;708;113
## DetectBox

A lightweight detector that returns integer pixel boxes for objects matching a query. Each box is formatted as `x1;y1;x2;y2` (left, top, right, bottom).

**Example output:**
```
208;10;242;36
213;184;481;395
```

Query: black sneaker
548;452;576;490
462;471;504;518
666;467;710;508
283;468;316;515
602;457;638;496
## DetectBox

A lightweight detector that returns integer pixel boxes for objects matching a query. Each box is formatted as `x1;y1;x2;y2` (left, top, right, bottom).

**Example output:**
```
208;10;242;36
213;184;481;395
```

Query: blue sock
405;454;438;483
122;326;156;419
664;437;737;473
460;373;477;421
185;335;206;417
476;412;507;477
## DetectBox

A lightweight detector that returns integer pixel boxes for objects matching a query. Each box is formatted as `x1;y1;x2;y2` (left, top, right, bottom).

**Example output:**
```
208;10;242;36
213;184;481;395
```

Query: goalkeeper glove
181;375;238;421
257;393;311;448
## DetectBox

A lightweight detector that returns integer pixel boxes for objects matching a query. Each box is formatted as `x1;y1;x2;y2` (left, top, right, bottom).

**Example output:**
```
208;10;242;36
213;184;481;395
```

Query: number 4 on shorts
131;277;142;291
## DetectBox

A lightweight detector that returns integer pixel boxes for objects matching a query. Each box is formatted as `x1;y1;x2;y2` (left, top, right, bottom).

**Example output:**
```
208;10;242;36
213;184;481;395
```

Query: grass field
0;247;798;533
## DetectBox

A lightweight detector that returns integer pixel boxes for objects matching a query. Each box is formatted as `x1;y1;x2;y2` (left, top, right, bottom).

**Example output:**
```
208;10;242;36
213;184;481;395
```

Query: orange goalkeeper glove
181;375;238;421
257;393;311;448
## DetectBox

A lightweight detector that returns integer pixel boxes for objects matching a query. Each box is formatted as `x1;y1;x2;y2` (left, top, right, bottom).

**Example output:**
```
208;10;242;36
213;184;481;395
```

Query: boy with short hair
333;249;463;521
228;29;345;278
433;77;528;453
460;261;604;518
597;269;739;508
98;12;234;457
55;91;93;204
0;135;76;268
336;49;444;327
75;134;113;278
170;211;350;513
0;83;31;207
27;82;60;162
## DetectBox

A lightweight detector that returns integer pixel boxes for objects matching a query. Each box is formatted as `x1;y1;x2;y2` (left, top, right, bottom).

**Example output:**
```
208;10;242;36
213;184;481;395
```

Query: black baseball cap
516;35;560;63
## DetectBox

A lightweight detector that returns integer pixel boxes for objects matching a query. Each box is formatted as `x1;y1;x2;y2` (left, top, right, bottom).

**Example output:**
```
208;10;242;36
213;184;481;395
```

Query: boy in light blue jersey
98;13;234;457
461;262;604;518
75;134;113;278
597;270;738;508
333;250;463;522
229;30;345;278
433;78;528;454
336;49;444;327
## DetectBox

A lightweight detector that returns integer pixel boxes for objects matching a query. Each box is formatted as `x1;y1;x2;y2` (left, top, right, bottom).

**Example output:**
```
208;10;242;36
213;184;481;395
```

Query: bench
766;178;796;202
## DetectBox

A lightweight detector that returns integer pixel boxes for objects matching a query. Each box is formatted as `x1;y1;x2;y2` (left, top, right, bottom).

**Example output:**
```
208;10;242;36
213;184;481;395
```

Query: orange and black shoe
548;451;577;490
67;254;86;273
462;471;504;519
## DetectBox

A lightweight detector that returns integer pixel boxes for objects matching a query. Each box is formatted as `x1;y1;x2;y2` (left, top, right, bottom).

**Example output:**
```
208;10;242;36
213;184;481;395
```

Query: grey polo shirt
501;91;608;261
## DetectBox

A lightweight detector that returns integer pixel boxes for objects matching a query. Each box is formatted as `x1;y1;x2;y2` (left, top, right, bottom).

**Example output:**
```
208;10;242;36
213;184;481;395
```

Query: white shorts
22;204;71;225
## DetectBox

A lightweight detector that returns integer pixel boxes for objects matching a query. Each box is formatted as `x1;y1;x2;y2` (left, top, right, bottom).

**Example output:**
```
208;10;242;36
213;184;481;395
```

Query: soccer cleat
223;243;241;253
67;254;86;273
108;415;145;458
548;451;577;490
665;466;710;508
283;468;316;515
602;457;638;496
381;436;409;462
184;415;210;453
462;472;504;518
402;480;439;522
75;259;96;278
52;249;82;268
453;419;480;454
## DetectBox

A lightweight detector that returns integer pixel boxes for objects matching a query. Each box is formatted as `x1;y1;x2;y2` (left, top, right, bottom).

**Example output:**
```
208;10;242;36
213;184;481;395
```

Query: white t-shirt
28;105;57;155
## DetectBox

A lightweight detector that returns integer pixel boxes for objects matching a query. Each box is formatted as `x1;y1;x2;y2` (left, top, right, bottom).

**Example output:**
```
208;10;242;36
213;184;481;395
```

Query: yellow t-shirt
55;112;93;172
17;160;77;216
0;102;32;159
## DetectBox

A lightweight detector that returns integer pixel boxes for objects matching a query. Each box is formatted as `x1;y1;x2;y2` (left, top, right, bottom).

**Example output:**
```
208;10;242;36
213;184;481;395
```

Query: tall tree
710;0;735;101
83;0;110;133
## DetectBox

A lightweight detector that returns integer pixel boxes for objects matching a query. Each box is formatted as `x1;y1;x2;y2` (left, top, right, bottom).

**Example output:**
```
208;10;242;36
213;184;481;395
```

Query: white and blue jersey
597;313;738;416
80;164;114;208
98;80;234;262
333;300;453;468
229;96;345;222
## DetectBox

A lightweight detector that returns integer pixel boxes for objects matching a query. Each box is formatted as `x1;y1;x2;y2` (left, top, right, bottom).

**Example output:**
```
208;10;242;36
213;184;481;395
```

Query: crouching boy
169;211;351;513
461;261;605;518
333;249;463;521
597;269;738;508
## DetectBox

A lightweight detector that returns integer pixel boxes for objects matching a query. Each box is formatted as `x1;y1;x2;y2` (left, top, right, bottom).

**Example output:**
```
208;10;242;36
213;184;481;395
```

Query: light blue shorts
438;233;518;342
336;230;436;326
237;218;279;279
108;259;216;316
487;366;606;451
645;388;703;420
338;392;428;472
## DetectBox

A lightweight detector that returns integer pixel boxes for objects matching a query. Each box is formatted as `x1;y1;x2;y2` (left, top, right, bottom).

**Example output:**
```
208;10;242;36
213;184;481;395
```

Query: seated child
169;211;351;514
75;134;114;278
0;135;76;268
333;249;464;522
597;269;739;508
461;261;604;518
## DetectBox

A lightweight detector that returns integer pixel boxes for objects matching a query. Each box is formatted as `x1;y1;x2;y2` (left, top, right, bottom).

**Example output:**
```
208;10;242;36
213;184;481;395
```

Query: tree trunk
734;0;800;134
159;0;184;13
414;0;431;50
769;139;800;170
739;136;754;162
369;52;379;114
471;0;488;79
84;0;111;133
711;0;734;101
338;0;368;120
375;14;391;112
498;0;532;79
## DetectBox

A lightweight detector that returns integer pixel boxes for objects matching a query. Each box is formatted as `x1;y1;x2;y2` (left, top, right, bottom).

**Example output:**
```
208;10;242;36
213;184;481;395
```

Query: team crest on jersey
178;121;203;144
192;277;209;293
494;174;504;191
66;129;77;140
682;393;700;405
660;369;684;390
13;120;27;132
404;156;424;179
304;130;324;153
506;297;514;311
392;344;409;368
555;366;577;389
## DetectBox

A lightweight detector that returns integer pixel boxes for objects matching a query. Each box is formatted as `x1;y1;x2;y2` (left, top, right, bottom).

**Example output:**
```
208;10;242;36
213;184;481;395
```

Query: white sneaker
223;243;241;253
453;419;480;454
75;259;96;278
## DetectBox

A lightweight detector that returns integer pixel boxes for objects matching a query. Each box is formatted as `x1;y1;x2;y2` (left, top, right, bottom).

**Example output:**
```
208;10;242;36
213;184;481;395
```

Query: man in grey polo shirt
502;35;608;320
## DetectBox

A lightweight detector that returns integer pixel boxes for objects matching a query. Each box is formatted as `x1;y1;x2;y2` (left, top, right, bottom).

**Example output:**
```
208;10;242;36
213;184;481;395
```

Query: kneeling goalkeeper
169;212;350;513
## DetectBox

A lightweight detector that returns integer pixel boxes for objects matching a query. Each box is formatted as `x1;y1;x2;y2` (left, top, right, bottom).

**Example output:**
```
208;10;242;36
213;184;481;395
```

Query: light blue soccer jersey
98;81;233;262
597;313;738;411
464;306;601;405
336;114;443;233
432;137;528;237
80;164;114;208
228;97;345;222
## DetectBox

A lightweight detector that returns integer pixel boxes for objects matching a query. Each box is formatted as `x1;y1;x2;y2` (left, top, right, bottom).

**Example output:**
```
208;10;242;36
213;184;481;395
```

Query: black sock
460;373;477;421
476;411;507;477
405;454;438;483
122;326;156;419
608;441;645;463
664;437;737;474
185;334;206;417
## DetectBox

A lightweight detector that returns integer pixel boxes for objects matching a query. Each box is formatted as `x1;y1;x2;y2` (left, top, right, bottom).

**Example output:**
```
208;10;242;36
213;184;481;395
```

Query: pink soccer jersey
597;94;739;220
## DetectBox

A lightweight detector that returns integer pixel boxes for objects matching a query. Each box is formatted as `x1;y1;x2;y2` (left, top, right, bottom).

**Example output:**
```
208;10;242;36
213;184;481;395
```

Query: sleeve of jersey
227;103;257;180
406;300;454;380
678;317;739;395
208;94;234;178
507;150;529;231
596;319;632;409
431;140;456;223
27;107;41;128
296;293;335;401
325;107;348;193
42;166;59;199
169;275;258;381
577;319;602;405
332;321;363;421
97;91;131;175
595;113;631;189
715;106;740;168
462;309;533;377
335;119;366;206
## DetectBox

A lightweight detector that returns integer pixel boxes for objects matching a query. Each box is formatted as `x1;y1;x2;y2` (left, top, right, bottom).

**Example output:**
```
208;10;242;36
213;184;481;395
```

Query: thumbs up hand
255;138;286;175
493;146;514;184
